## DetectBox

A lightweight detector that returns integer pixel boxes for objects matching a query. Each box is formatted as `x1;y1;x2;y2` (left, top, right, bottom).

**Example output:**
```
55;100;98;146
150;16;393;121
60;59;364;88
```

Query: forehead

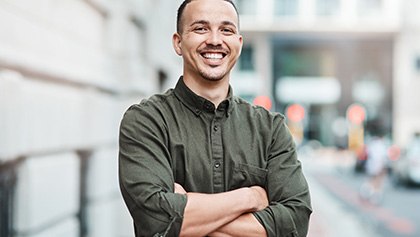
182;0;239;26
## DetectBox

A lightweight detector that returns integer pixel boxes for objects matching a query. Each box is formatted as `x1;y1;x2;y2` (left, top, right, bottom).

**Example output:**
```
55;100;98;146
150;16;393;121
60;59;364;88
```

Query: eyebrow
190;20;238;29
190;20;209;27
221;20;238;29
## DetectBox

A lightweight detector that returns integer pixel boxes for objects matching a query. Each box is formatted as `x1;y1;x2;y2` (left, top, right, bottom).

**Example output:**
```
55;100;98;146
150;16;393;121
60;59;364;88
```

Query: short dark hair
176;0;239;33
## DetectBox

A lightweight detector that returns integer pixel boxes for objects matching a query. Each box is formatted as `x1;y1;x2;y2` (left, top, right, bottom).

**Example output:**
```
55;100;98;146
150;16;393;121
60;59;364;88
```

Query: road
302;148;420;237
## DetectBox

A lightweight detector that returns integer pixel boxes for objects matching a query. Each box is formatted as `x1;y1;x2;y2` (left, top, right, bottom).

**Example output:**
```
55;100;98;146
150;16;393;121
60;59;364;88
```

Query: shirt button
205;104;213;110
213;125;218;131
214;162;221;168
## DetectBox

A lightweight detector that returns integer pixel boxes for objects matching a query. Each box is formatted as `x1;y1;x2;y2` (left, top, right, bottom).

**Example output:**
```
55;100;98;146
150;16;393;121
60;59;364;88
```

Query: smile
201;52;226;60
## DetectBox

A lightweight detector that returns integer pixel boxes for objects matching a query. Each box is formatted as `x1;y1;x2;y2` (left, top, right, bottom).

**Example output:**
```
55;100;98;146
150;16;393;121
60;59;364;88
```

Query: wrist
240;187;259;212
230;187;257;213
248;186;269;212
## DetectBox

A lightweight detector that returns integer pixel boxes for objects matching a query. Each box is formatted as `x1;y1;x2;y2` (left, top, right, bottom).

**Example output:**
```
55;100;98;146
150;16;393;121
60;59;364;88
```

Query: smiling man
118;0;312;236
172;0;243;108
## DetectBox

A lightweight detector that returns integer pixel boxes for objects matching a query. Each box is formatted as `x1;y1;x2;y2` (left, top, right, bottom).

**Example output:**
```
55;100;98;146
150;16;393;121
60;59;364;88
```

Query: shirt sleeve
118;104;187;236
253;114;312;237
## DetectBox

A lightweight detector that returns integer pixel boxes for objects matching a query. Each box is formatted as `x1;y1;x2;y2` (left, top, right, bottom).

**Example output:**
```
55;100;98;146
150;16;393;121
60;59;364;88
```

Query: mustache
201;45;226;51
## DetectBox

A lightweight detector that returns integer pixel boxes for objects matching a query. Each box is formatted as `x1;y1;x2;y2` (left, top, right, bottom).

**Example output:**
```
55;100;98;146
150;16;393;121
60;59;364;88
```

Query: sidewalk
306;172;378;237
302;150;379;237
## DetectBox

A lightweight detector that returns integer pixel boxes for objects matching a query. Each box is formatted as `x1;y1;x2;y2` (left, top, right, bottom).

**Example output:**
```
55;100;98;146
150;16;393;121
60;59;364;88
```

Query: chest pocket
228;162;268;190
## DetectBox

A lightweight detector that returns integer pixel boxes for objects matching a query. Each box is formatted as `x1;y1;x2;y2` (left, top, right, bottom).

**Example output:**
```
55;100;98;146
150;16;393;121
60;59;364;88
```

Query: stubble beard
198;64;231;82
199;70;224;82
197;46;231;82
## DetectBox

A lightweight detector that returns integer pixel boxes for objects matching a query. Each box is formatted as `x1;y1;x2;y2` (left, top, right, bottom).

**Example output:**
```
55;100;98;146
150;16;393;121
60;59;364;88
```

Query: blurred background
1;0;420;236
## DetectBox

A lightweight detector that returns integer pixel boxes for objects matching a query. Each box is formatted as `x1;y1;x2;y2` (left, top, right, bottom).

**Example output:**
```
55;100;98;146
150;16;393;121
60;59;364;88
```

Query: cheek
181;42;197;55
228;40;242;54
237;46;243;56
230;46;242;60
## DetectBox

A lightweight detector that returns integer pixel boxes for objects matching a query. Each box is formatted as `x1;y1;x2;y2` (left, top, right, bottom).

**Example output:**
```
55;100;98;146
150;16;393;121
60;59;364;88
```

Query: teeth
203;53;223;59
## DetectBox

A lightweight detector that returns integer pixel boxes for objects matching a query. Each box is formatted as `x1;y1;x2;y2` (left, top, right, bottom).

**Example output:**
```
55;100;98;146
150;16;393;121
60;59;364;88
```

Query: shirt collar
174;76;234;116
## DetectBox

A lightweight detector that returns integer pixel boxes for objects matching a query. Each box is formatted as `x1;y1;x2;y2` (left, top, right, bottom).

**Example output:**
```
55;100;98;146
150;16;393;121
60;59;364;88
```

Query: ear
172;33;182;56
238;34;243;55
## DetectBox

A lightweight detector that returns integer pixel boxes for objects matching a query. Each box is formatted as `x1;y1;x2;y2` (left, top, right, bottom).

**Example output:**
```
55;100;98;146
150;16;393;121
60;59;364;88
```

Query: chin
201;75;225;82
199;70;227;82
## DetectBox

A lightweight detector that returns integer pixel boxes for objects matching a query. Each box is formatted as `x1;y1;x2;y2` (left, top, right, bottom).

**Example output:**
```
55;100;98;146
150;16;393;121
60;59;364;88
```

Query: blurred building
394;0;420;146
0;0;182;236
232;0;420;147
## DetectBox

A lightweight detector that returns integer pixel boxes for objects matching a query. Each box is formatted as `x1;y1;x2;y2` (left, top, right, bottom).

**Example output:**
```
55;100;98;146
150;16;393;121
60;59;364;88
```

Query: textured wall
0;0;181;236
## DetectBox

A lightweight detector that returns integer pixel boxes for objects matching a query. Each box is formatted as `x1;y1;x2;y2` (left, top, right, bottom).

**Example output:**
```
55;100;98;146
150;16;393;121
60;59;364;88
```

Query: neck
182;76;230;107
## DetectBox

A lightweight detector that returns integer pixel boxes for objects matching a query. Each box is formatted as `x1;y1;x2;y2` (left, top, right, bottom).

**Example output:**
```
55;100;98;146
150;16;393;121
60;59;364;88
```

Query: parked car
390;139;420;186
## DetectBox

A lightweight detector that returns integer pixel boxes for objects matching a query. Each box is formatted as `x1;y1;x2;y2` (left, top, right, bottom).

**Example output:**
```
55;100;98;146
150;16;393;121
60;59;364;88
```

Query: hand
249;186;269;211
174;183;187;195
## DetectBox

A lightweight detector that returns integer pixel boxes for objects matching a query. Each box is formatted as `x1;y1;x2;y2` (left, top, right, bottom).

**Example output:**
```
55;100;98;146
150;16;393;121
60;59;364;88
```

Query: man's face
173;0;243;82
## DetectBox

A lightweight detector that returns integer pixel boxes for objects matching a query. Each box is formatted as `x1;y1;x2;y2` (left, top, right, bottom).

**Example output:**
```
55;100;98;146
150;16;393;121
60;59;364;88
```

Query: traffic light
285;103;306;145
346;103;366;151
253;95;272;110
286;103;305;123
346;103;366;125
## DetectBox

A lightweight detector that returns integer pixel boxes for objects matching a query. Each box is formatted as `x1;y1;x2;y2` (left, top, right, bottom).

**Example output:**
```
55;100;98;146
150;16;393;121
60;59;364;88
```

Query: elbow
121;187;187;236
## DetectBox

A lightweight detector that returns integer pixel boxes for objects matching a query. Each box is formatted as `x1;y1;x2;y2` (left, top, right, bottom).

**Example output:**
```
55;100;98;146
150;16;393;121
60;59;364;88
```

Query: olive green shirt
119;77;312;237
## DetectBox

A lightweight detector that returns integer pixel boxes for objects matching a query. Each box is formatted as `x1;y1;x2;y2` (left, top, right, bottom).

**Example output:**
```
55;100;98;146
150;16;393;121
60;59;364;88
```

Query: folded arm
175;183;268;237
208;213;267;237
252;115;312;237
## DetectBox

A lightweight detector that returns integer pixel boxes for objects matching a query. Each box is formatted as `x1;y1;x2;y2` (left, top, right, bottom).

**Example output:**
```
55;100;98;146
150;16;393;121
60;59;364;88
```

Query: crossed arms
174;183;268;237
119;105;312;237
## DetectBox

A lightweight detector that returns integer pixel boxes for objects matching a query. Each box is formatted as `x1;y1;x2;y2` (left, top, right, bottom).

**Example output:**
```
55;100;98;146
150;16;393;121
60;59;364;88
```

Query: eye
194;27;208;33
221;28;235;35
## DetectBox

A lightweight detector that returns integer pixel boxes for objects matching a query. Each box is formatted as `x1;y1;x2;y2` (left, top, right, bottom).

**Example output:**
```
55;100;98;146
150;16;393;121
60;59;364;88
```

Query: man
119;0;312;236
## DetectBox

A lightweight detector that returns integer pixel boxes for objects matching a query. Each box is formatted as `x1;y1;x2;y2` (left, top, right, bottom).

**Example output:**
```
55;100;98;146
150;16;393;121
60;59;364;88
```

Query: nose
206;30;223;46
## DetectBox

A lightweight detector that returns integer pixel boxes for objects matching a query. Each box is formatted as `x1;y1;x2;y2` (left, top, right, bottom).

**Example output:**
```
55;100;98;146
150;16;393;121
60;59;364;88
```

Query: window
416;56;420;73
239;45;255;71
316;0;340;16
130;17;146;58
275;0;299;16
236;0;257;16
358;0;382;16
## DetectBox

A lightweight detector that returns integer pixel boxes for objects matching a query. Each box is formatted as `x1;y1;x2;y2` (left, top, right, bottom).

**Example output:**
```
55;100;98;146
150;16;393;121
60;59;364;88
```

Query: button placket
211;111;224;192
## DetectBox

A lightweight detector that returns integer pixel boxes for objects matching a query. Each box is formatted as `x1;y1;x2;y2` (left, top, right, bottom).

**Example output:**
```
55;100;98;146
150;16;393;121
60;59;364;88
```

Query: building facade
0;0;182;236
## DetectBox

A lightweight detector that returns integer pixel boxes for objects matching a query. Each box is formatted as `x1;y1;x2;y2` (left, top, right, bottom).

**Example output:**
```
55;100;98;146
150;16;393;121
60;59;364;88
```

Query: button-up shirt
119;77;312;237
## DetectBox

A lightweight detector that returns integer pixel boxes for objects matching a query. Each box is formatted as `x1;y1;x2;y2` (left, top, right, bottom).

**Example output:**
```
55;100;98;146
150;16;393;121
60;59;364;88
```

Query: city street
302;148;420;237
